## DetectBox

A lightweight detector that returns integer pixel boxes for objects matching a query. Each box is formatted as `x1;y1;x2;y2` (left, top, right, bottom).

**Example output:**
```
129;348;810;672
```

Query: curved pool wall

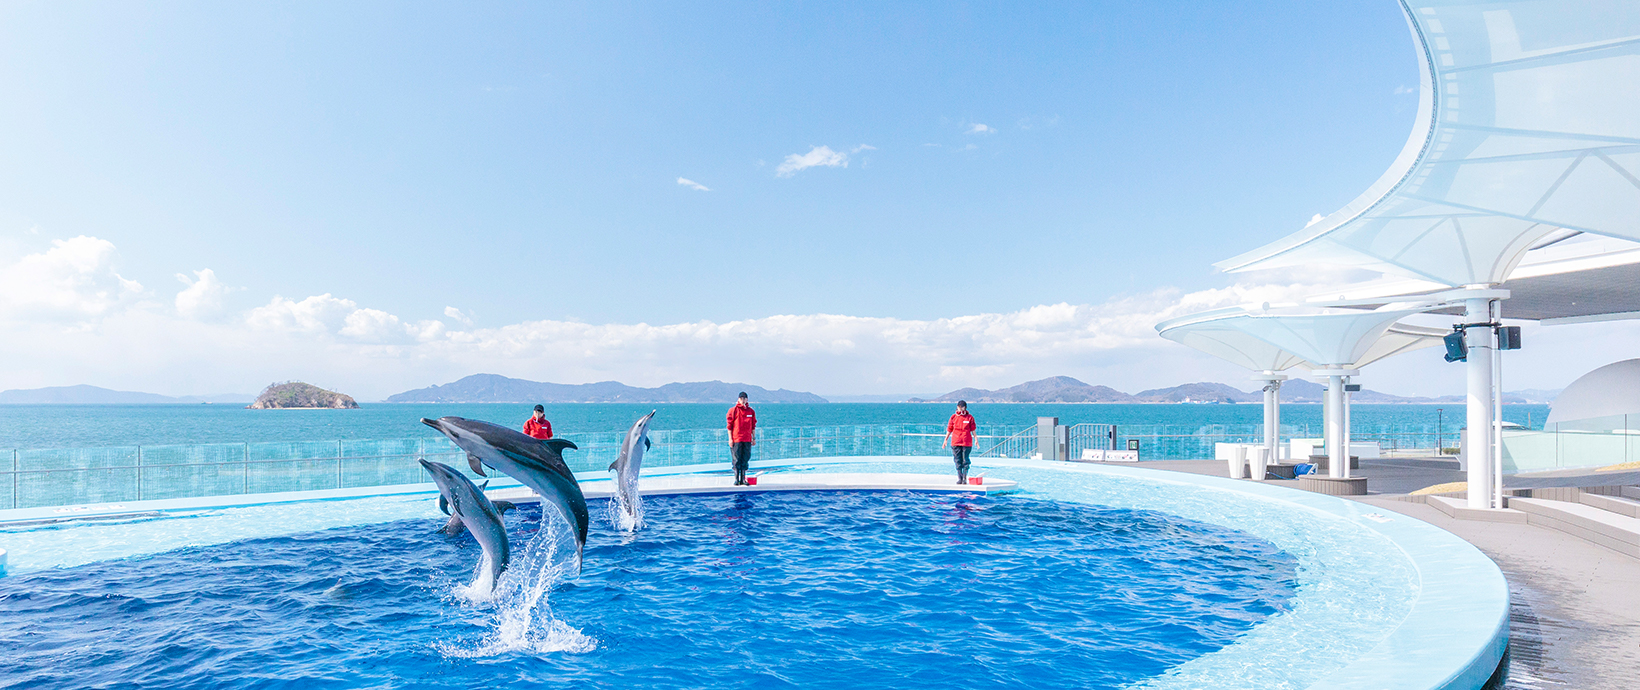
0;456;1507;690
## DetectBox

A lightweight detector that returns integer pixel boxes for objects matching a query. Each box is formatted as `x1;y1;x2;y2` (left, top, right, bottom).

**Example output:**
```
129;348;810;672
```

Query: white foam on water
605;481;645;533
440;517;595;657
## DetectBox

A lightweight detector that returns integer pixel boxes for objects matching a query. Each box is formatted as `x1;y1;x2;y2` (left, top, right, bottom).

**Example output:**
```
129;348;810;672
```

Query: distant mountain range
909;376;1559;405
0;385;254;405
385;374;828;403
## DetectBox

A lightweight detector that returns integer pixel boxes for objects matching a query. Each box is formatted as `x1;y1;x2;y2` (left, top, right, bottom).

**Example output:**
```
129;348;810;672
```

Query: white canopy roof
1157;306;1445;371
1218;0;1640;287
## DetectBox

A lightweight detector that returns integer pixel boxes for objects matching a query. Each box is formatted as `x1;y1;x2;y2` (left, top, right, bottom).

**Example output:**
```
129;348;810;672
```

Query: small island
247;382;359;409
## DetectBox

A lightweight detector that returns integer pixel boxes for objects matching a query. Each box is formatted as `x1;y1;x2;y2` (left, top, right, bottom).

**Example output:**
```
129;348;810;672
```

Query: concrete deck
1109;457;1640;689
488;472;1018;505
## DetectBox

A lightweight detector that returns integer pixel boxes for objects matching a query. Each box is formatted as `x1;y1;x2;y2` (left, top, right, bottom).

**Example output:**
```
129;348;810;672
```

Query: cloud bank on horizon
0;235;1625;400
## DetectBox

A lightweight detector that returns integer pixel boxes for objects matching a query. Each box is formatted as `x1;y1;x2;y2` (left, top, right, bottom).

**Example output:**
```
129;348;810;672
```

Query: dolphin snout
420;418;441;430
417;458;435;471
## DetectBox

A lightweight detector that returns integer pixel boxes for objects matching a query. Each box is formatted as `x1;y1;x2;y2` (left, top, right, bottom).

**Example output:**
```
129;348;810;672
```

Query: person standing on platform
726;392;757;485
943;400;977;484
523;404;554;440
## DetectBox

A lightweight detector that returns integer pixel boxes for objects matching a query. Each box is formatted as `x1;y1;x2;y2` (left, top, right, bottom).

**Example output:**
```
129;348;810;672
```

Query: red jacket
947;412;977;447
523;416;553;440
726;403;757;443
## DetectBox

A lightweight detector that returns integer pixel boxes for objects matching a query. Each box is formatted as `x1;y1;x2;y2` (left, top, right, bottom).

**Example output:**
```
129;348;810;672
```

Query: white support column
1344;376;1354;479
1465;297;1495;509
1313;368;1358;480
1254;372;1286;466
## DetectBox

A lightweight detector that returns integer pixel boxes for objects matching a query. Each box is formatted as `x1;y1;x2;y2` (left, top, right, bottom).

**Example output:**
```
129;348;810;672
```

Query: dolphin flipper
440;514;466;535
468;453;487;477
644;437;651;450
543;438;578;453
438;494;450;516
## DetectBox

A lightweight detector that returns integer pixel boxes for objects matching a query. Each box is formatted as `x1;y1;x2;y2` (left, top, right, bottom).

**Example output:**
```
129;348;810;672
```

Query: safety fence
0;422;1471;510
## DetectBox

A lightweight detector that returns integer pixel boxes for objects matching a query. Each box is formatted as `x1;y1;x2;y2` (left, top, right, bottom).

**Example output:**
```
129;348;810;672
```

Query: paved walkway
1117;458;1640;689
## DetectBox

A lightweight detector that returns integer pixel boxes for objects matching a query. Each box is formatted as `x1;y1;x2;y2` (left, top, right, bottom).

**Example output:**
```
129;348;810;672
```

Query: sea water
0;402;1547;450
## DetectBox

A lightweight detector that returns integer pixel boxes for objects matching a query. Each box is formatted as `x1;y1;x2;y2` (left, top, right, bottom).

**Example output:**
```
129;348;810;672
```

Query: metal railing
0;422;1486;511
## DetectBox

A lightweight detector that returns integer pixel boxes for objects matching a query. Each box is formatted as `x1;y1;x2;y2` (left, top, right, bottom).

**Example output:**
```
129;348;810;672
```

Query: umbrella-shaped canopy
1218;0;1640;286
1158;306;1442;369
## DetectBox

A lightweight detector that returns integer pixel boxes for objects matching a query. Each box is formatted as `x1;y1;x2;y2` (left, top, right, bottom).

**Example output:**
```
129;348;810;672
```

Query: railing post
12;449;18;510
136;445;143;501
243;443;250;494
337;439;344;489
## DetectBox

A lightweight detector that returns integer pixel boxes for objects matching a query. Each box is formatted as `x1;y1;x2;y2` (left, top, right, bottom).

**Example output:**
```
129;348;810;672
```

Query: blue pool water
0;491;1298;689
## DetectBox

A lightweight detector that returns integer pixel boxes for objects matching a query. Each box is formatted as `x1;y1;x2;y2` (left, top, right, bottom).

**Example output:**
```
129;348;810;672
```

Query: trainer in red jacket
943;401;976;484
726;393;757;485
523;404;553;440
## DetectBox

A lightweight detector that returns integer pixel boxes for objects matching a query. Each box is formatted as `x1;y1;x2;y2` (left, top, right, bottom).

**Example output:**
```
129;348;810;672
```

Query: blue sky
2;1;1621;399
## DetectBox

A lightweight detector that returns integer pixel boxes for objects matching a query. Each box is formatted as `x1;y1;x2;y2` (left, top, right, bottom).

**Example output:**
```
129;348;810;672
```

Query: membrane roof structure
1217;0;1640;292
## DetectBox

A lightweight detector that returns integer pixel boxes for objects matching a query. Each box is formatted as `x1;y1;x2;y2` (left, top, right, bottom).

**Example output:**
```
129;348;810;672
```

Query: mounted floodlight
1497;326;1522;351
1443;330;1467;363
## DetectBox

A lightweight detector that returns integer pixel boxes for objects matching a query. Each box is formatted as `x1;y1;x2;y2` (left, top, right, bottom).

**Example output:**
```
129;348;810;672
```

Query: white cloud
1394;84;1417;95
0;236;144;321
776;146;849;177
175;269;229;320
0;234;1623;401
965;123;996;135
676;177;711;192
852;144;876;153
1306;213;1326;227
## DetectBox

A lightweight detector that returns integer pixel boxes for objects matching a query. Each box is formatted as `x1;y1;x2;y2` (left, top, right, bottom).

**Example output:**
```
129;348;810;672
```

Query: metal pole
244;442;250;494
1465;296;1495;509
137;445;143;501
13;449;18;510
337;439;344;489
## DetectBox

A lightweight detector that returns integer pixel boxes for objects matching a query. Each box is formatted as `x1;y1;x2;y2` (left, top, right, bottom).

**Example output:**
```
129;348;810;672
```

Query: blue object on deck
1294;463;1317;476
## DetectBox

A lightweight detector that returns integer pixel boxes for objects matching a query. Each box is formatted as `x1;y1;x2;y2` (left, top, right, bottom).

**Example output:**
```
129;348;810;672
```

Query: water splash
606;478;645;533
441;517;595;657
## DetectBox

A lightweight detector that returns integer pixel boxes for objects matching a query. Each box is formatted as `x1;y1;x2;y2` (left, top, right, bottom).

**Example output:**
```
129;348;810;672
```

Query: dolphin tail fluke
467;453;487;477
543;439;578;454
440;514;465;536
493;500;517;514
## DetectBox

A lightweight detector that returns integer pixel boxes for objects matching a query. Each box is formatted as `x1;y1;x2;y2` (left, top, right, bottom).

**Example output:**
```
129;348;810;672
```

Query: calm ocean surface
0;402;1549;451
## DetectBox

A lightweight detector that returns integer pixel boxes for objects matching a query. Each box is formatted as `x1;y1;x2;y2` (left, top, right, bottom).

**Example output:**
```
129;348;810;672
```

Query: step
489;472;1019;504
1426;494;1529;523
1581;492;1640;519
1622;485;1640;502
1508;497;1640;558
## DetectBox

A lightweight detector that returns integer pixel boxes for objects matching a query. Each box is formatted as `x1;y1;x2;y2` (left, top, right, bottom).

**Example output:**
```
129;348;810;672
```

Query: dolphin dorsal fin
608;459;620;472
480;480;489;491
542;439;578;454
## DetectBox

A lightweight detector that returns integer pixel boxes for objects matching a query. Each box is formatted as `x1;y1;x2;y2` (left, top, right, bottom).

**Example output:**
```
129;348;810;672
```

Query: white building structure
1158;307;1444;482
1202;0;1640;509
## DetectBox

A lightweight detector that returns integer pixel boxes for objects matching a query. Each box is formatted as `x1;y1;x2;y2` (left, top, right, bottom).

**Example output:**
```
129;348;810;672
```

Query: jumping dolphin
608;410;656;529
420;458;514;591
421;417;590;564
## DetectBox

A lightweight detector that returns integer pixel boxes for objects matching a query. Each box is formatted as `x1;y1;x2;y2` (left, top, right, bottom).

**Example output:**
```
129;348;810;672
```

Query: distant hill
386;374;827;404
248;382;359;409
911;377;1134;403
910;375;1548;404
1133;382;1259;403
0;385;254;405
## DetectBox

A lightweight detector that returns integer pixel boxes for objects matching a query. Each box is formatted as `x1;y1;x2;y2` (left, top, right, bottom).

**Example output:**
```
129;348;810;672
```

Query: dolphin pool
0;458;1508;689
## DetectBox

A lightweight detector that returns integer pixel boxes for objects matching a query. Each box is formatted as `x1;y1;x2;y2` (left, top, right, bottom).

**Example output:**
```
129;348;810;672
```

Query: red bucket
747;476;758;486
967;476;983;485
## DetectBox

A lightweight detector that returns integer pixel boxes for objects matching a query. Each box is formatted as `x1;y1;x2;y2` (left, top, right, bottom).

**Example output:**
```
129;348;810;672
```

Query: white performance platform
488;472;1017;504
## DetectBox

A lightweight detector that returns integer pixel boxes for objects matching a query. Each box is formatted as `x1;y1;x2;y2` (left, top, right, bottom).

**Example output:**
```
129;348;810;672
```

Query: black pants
952;445;972;481
731;442;752;483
